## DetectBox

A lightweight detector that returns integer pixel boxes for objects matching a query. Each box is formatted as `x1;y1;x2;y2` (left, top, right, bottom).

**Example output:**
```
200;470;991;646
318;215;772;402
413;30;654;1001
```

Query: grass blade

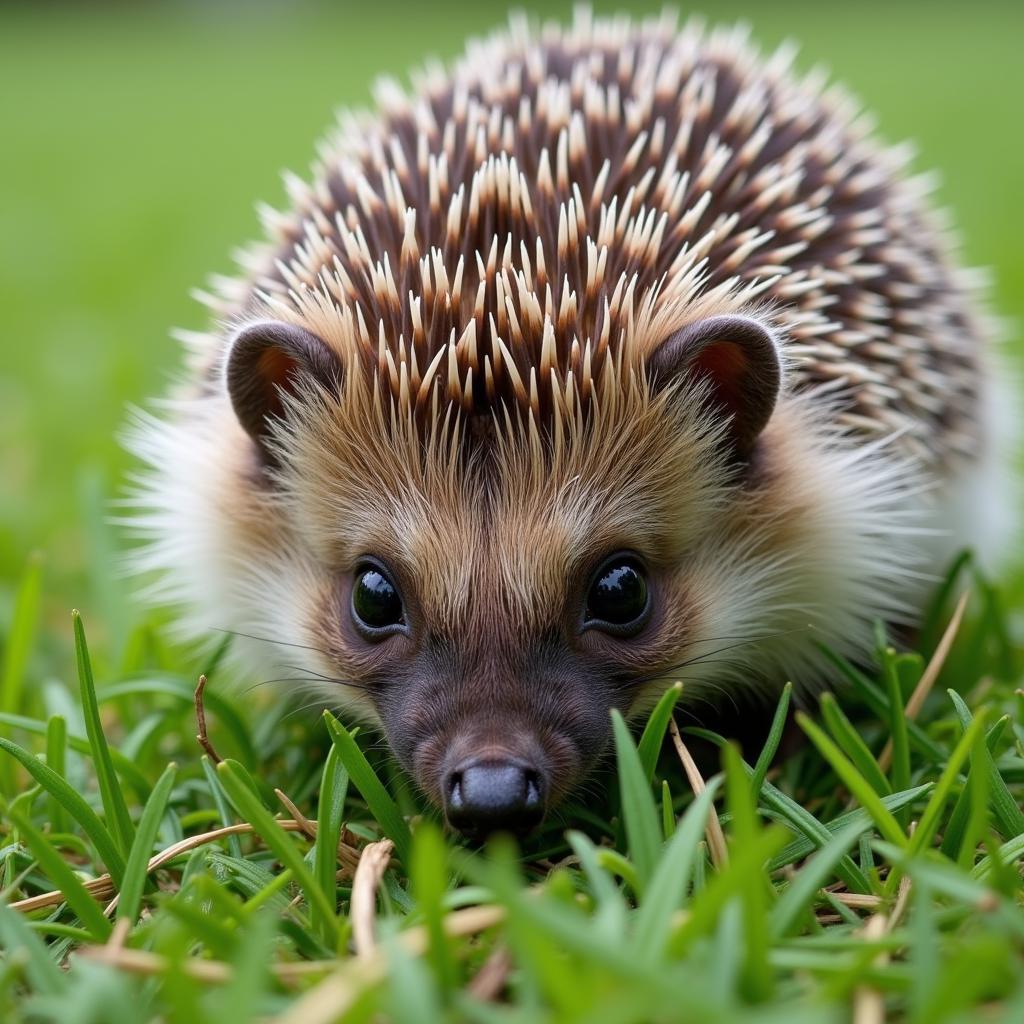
566;830;629;937
881;645;911;825
0;736;125;885
668;826;789;956
117;761;178;922
45;714;69;834
661;780;674;840
200;755;243;858
819;692;891;796
904;700;987;862
207;909;278;1021
611;709;661;892
0;903;67;994
410;822;457;998
769;784;932;871
216;759;339;946
313;740;348;946
770;822;870;938
1;554;41;715
817;645;946;763
687;727;874;893
594;848;640;894
73;610;135;855
948;691;1024;840
797;712;907;849
0;555;43;795
971;833;1024;882
322;710;412;866
9;806;112;941
750;681;792;800
385;935;445;1024
940;717;1004;861
636;681;682;783
724;742;773;1001
634;777;722;959
955;722;993;871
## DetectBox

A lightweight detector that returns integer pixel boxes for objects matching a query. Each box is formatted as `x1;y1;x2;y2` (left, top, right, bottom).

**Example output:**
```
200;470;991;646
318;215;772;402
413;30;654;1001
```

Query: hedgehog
127;10;1014;836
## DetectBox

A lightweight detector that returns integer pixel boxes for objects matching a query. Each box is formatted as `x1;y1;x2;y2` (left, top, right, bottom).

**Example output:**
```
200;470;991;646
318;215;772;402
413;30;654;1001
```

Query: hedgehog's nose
444;758;545;837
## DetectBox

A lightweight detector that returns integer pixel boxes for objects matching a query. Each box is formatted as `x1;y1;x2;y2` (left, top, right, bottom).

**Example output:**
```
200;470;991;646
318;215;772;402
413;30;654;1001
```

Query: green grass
0;556;1022;1022
2;1;1024;1021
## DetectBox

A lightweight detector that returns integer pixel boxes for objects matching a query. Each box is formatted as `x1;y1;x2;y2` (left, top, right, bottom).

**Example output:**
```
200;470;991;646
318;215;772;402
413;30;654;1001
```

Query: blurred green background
2;0;1022;664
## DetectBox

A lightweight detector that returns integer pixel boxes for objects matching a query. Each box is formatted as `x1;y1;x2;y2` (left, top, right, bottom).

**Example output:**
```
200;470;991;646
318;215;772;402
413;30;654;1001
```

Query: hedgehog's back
207;11;984;466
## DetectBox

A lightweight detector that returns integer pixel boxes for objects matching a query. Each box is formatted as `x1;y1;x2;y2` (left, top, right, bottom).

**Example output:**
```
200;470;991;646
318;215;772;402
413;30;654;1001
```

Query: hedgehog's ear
225;319;343;460
647;314;782;457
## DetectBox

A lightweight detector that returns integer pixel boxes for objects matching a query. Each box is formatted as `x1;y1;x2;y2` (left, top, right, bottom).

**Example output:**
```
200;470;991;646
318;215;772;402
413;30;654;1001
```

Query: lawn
1;2;1023;1021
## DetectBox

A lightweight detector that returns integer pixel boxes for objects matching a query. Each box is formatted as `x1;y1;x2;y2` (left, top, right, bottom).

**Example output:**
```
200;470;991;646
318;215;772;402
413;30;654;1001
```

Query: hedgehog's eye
583;555;650;635
352;564;405;636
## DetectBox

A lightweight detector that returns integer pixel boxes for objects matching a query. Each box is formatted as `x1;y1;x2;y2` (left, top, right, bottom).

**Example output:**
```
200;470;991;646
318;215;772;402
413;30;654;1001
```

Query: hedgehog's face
223;312;782;836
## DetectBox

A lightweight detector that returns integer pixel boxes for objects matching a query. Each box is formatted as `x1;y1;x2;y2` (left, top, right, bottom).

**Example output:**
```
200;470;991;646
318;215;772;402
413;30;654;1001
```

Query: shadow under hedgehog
127;11;1015;837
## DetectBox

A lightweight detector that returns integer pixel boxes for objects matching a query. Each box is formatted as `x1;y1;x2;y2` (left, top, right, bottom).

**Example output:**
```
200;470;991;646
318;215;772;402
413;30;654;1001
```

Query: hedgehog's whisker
238;676;312;696
635;627;809;687
279;697;339;723
280;663;372;691
236;668;371;700
243;675;370;694
210;627;336;660
683;677;742;717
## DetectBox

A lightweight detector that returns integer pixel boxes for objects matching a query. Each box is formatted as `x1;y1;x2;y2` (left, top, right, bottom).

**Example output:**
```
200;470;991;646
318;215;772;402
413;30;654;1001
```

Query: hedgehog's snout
443;756;546;838
389;658;612;838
